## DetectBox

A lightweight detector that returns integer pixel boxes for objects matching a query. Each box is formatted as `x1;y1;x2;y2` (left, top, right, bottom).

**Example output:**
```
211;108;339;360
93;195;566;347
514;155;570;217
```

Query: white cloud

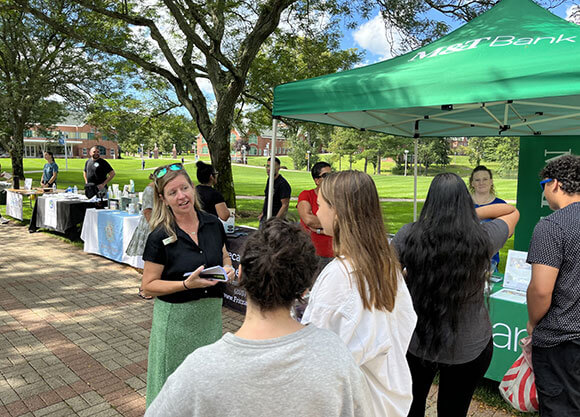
566;5;580;24
196;78;215;97
353;13;404;61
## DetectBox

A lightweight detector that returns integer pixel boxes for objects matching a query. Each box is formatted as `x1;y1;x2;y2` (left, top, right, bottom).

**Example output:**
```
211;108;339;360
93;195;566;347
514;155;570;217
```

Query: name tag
163;236;177;246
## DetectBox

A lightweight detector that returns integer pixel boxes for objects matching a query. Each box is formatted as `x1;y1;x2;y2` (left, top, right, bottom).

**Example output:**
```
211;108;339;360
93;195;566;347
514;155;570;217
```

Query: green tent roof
273;0;580;137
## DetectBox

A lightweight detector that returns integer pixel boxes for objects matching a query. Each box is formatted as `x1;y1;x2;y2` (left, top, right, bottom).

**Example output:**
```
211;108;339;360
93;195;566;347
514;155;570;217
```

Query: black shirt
261;174;292;217
84;158;113;185
527;202;580;348
196;185;225;218
142;210;227;303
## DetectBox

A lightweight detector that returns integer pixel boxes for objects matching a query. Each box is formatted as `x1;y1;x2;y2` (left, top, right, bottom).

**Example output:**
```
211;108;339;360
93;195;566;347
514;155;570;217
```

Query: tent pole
267;118;278;219
413;137;418;221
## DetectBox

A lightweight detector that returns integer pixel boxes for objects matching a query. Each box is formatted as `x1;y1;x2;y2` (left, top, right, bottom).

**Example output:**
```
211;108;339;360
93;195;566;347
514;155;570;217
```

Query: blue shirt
42;162;59;184
474;197;506;268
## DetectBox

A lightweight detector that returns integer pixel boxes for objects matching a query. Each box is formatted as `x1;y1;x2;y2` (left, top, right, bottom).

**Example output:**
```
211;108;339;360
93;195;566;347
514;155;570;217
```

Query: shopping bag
498;336;539;412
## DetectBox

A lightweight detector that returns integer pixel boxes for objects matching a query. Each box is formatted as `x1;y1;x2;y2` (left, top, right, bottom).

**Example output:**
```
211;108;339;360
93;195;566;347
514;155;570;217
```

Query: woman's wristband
183;280;190;290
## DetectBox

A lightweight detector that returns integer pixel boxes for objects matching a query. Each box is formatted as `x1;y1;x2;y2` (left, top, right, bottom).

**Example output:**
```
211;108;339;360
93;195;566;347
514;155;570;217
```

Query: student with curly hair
146;219;372;417
527;154;580;416
302;170;417;417
393;172;519;417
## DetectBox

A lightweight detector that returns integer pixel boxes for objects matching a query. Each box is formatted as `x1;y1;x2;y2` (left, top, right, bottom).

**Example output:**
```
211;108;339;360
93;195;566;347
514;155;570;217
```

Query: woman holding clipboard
140;163;235;407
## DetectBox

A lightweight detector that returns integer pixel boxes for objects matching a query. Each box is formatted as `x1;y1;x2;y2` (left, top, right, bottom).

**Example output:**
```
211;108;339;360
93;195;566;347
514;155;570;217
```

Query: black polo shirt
143;210;226;303
84;158;113;185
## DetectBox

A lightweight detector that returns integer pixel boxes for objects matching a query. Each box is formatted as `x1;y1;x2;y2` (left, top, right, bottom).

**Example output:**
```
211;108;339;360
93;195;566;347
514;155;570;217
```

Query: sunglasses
540;178;553;191
155;163;183;179
318;172;330;179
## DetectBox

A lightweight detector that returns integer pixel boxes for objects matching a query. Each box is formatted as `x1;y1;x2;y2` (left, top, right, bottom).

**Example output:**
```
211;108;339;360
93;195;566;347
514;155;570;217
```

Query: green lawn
1;154;516;269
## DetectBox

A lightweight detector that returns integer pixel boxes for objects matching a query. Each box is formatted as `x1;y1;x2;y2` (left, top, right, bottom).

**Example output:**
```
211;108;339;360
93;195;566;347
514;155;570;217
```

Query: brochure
183;265;228;282
503;250;532;292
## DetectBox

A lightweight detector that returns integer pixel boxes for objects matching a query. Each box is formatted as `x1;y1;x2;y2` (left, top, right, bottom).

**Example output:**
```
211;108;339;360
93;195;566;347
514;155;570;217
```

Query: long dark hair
399;173;491;357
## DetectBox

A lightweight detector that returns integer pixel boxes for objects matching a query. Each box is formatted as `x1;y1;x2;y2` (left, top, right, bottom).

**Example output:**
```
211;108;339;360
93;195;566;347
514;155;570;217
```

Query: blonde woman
141;163;235;407
302;170;417;417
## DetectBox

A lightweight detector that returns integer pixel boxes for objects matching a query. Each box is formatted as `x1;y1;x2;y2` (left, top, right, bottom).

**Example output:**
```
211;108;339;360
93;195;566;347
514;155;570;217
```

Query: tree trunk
349;155;353;170
377;153;381;174
364;157;368;173
10;123;26;190
339;155;342;171
208;123;236;208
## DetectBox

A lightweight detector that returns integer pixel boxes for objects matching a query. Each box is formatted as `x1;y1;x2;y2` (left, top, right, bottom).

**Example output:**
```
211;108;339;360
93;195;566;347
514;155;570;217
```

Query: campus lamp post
404;150;409;176
307;150;311;171
241;145;247;164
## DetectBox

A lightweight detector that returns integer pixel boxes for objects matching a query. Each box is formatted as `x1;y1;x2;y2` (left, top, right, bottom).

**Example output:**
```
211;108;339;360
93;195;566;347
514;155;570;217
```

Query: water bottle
73;185;78;194
52;183;56;192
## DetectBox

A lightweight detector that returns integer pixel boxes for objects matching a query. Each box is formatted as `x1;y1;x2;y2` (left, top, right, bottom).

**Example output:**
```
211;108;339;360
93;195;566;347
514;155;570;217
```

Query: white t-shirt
302;258;417;417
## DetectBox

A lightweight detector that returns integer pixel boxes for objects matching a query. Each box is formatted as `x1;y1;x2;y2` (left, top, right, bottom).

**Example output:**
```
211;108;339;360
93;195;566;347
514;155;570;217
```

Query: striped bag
498;336;539;412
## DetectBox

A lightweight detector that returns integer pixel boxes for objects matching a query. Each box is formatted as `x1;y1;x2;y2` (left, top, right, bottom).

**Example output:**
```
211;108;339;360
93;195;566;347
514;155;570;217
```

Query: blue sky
342;1;578;64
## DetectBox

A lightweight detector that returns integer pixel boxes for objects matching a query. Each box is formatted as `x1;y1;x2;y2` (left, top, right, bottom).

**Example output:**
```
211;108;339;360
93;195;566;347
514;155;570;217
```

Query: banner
6;191;23;220
44;198;58;229
514;136;580;251
97;210;127;263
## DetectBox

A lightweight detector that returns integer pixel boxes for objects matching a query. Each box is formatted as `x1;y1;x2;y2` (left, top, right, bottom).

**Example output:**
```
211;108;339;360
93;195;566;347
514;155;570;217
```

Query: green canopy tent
266;0;580;218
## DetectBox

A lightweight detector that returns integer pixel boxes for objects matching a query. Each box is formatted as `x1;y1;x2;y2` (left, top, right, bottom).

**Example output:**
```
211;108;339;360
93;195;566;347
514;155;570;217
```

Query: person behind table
0;163;10;224
392;173;520;417
40;151;59;189
469;165;506;271
83;146;115;197
526;155;580;417
126;173;156;299
301;170;418;417
141;163;235;407
146;219;373;417
258;157;291;222
297;161;333;267
195;161;230;221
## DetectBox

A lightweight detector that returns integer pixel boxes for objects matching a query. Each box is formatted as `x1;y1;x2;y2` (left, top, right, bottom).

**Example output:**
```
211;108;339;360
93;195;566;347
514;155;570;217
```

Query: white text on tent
409;34;576;62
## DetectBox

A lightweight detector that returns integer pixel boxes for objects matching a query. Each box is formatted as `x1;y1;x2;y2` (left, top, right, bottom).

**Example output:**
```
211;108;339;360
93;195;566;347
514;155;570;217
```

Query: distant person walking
83;146;115;198
302;170;417;417
526;155;580;417
258;157;291;222
195;161;230;221
40;151;58;189
393;173;519;417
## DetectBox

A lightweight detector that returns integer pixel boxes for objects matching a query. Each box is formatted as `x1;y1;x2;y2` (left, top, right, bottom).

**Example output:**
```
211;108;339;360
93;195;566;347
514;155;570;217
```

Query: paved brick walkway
0;222;516;416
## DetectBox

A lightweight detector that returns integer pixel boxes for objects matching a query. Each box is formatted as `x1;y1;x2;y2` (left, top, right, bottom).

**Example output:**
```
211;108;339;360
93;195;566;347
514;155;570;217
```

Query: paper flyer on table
490;288;527;304
503;250;532;292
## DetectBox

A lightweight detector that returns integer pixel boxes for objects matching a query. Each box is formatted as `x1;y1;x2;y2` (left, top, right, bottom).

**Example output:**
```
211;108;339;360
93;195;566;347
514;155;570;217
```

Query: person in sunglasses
526;155;580;417
195;161;230;221
297;161;333;267
140;163;235;407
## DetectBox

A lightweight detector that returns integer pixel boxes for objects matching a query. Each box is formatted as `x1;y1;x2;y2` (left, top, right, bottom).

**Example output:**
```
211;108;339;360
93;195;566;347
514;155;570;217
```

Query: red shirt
297;189;333;258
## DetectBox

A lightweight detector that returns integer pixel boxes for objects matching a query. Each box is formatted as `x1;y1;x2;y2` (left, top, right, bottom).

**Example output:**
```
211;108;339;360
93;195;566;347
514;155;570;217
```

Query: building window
202;146;208;154
230;133;237;143
79;132;88;139
82;148;87;156
88;133;95;140
24;130;33;137
249;134;258;145
110;149;115;157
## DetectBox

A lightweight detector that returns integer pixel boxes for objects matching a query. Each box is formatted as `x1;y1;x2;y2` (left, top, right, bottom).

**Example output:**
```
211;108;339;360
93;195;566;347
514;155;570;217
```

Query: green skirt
145;297;222;408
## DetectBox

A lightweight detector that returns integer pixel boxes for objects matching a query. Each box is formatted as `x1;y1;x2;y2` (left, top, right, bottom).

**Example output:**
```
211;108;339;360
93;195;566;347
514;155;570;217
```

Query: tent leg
413;138;418;222
267;119;278;219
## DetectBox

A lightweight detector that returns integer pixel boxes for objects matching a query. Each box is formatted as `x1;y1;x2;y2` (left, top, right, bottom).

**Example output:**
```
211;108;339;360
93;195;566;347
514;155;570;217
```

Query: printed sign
6;191;23;220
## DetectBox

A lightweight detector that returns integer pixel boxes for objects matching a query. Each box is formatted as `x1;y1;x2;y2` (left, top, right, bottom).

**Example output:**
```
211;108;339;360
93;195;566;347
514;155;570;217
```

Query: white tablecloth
81;208;144;268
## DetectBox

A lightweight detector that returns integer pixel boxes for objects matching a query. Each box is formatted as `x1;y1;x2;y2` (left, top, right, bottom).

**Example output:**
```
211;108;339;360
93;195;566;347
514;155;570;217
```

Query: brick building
196;128;290;158
23;113;119;159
